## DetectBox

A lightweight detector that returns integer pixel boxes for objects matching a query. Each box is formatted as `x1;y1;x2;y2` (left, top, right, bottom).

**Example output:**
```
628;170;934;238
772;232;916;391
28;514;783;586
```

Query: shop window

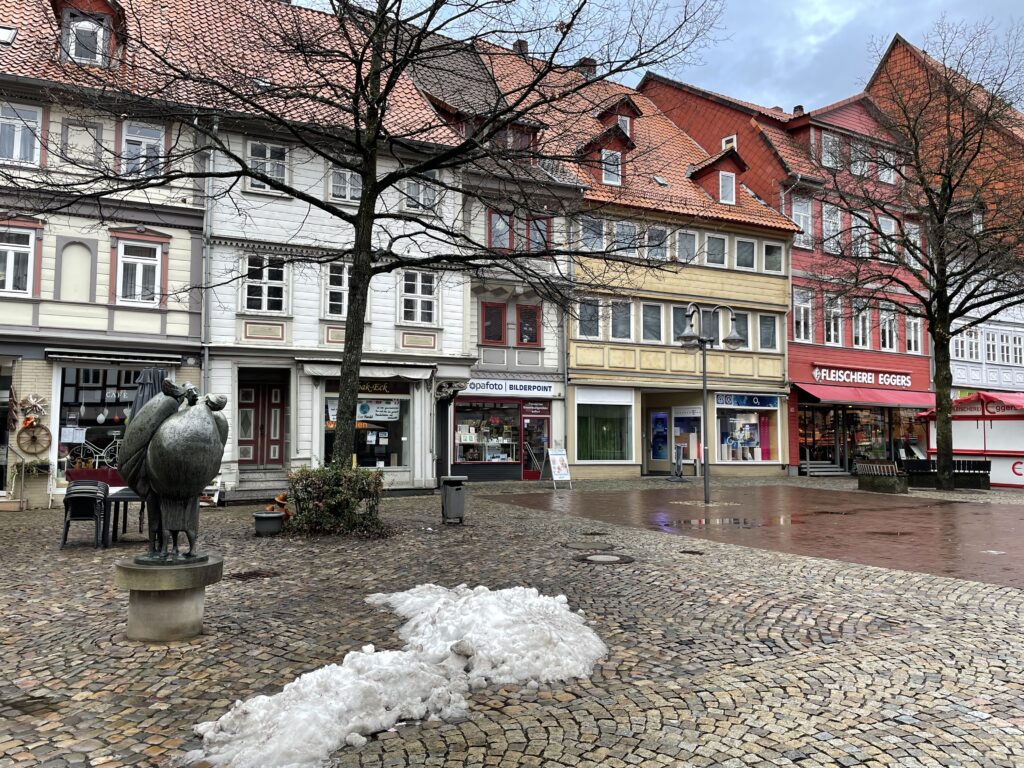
57;366;142;487
243;255;286;312
577;298;600;339
454;400;520;462
481;302;506;345
324;389;410;467
516;304;541;347
717;403;777;462
0;228;32;294
641;303;662;343
610;301;632;341
577;404;632;461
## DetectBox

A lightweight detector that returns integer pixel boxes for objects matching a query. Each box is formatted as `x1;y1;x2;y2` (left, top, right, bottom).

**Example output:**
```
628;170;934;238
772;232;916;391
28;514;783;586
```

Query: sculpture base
134;551;210;566
114;556;223;642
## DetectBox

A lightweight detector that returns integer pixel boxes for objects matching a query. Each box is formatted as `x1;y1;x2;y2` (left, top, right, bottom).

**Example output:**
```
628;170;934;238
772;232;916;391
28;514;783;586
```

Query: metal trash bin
440;475;468;524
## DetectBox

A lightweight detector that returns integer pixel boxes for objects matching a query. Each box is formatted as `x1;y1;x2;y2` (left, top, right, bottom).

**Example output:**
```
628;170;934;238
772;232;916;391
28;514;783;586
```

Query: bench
856;460;908;494
903;459;991;490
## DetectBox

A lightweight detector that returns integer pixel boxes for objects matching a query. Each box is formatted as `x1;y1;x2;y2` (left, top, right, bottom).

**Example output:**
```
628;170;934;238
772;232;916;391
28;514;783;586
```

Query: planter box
253;511;285;536
858;474;909;494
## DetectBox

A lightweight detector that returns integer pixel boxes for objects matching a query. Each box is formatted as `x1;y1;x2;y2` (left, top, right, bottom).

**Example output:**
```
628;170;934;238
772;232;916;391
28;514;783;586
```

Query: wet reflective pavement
487;484;1024;589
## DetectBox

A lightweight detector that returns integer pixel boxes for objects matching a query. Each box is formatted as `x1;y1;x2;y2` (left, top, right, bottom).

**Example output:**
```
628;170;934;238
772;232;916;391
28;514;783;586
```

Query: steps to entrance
802;460;851;477
226;470;289;504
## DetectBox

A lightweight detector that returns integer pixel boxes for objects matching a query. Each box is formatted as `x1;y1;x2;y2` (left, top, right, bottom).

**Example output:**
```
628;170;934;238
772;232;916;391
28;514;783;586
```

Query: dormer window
722;135;737;150
616;115;631;137
63;11;111;66
719;171;736;205
601;150;621;186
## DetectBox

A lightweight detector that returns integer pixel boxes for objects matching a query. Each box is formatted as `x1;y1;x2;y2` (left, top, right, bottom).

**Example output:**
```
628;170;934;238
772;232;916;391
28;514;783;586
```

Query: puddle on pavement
865;531;914;536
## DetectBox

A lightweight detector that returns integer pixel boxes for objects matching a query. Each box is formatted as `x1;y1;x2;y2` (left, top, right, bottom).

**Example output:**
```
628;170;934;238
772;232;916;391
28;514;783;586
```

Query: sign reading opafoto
465;379;562;398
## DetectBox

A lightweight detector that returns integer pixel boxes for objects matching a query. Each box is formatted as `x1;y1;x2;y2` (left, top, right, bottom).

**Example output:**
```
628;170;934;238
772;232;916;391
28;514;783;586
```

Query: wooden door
237;381;286;467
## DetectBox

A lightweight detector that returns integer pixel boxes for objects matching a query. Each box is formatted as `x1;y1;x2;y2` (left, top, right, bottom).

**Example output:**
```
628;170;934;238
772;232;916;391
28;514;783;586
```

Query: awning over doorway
796;383;935;408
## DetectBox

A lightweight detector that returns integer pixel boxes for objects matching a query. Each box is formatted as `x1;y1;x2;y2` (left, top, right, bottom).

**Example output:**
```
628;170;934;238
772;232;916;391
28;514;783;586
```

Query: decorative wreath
19;394;48;418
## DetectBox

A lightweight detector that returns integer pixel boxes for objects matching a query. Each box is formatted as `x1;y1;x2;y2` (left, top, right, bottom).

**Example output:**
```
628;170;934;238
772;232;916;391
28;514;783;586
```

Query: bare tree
801;19;1024;489
2;0;724;463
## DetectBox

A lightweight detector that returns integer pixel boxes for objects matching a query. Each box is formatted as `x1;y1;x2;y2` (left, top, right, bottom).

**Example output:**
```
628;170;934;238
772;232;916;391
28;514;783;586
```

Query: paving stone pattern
1;478;1024;767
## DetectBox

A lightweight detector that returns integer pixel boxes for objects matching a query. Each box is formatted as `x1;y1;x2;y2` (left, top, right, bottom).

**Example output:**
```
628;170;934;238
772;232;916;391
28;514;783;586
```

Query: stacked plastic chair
61;481;110;548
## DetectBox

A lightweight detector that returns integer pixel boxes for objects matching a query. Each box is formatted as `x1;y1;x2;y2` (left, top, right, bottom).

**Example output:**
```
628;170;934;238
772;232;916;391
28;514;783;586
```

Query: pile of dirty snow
188;584;606;768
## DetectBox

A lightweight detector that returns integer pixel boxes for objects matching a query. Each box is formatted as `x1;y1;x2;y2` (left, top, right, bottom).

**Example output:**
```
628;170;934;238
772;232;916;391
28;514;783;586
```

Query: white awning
45;348;183;366
302;363;435;380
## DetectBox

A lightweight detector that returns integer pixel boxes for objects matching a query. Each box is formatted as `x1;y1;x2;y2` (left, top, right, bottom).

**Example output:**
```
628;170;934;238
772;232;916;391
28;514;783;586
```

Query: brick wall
7;359;56;509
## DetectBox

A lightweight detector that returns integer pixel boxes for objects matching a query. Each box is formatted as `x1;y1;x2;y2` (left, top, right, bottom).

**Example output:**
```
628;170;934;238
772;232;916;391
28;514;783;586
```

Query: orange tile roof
480;46;798;233
754;121;822;180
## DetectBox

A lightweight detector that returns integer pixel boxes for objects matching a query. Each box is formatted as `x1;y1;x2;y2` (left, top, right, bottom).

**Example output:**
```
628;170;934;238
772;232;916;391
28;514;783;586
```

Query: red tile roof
753;121;822;180
640;73;795;123
480;47;798;233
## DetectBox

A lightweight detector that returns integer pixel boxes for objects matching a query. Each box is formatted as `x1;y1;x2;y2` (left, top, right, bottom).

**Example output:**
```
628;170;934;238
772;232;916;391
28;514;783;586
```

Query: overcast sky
678;0;1020;111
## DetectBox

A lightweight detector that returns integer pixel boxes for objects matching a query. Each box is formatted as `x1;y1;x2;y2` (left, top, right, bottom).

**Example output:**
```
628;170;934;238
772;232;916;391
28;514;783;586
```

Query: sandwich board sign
547;448;571;488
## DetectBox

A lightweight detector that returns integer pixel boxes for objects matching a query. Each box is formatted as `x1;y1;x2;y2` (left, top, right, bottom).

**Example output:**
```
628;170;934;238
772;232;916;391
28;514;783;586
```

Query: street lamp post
676;303;745;504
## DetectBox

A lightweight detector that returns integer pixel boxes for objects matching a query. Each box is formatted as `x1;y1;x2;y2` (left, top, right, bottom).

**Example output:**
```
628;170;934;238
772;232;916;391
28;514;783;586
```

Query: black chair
61;481;109;548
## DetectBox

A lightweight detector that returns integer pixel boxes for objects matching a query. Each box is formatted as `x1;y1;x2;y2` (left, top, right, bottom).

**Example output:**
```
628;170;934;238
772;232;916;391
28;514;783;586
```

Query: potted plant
253;492;289;536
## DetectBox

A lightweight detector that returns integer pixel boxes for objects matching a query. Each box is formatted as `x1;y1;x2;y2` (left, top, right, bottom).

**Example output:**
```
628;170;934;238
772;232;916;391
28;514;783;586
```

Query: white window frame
878;215;897;261
122;121;163;177
793;289;813;343
821;132;841;169
580;217;604;252
758;314;778;351
850;141;870;177
610;301;633;342
904;221;922;270
329;161;362;203
722;135;737;150
1013;336;1023;366
965;329;980;361
576;298;602;340
1000;333;1012;364
822;203;841;254
734;237;756;271
704;234;727;268
719;171;736;205
824;297;842;346
677;230;698;264
0;227;33;295
732;311;751;350
879;304;898;351
116;240;161;306
242;254;288;314
878;150;897;184
986;332;997;363
791;197;812;249
852;303;871;349
67;15;108;66
601;150;621;186
646;226;669;260
640;303;663;343
613;221;638;259
400;270;437;326
852;212;872;259
404;170;440;212
762;241;785;274
616;115;631;137
0;102;41;166
247;140;288;191
906;316;922;354
324;262;350;319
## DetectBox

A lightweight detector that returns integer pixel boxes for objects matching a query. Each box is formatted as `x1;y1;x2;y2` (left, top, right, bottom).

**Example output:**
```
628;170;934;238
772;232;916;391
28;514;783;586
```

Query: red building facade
641;77;935;473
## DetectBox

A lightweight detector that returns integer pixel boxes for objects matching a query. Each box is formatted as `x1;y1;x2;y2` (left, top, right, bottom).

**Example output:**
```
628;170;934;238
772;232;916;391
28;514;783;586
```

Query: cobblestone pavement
1;477;1023;767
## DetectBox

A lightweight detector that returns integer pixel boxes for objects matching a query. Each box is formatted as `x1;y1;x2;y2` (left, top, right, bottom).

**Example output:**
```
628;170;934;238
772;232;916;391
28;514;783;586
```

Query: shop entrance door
521;416;549;480
238;374;287;468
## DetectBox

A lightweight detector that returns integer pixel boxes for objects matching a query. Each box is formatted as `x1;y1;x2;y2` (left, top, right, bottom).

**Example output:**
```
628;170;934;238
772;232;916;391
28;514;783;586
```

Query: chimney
575;57;597;77
512;39;528;56
793;104;804;116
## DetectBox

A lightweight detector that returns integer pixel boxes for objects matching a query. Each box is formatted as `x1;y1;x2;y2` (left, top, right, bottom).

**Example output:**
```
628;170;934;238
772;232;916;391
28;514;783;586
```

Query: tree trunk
932;323;955;491
331;216;375;466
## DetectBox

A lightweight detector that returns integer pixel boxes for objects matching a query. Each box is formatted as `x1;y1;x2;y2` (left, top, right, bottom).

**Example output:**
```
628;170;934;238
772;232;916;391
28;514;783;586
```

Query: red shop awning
796;383;935;408
957;390;1024;409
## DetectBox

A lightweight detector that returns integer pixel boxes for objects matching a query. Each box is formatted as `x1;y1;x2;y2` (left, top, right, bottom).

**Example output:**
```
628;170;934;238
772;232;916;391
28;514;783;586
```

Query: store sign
522;401;551;416
812;366;912;388
715;394;778;409
356;399;401;421
465;379;561;398
358;381;410;395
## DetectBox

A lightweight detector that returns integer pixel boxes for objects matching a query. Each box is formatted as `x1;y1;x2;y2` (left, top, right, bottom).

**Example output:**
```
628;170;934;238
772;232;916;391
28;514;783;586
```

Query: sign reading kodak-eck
358;380;411;395
811;365;913;389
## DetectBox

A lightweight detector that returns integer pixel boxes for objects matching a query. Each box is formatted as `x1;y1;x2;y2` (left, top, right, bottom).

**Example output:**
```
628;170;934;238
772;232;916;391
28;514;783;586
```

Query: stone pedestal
114;556;224;642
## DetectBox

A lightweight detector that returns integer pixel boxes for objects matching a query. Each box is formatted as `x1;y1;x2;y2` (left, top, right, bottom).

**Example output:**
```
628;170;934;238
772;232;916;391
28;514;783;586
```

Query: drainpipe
561;301;569;451
200;118;219;393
